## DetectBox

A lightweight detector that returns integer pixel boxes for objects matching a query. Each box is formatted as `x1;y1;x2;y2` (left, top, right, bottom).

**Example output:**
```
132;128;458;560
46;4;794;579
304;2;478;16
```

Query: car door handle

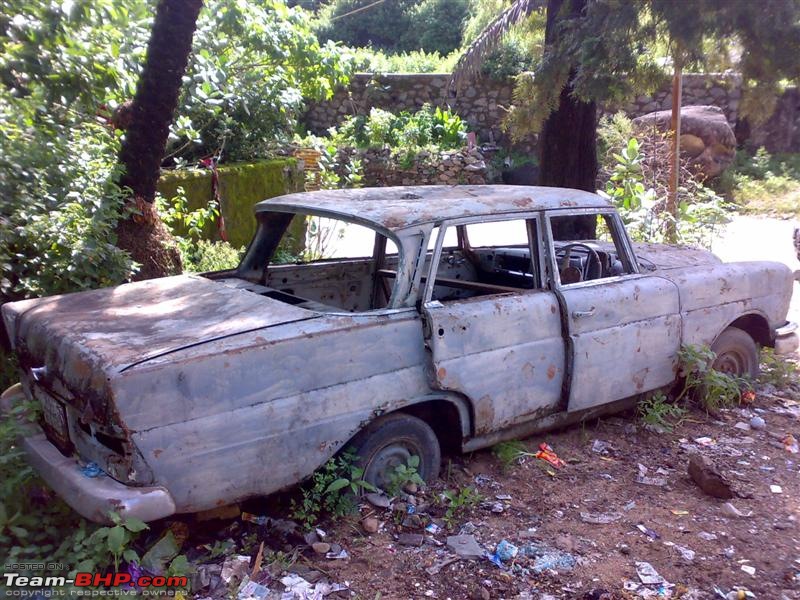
572;307;596;319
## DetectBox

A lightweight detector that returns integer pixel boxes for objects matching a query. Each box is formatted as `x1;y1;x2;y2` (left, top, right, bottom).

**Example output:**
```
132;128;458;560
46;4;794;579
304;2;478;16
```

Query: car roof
255;185;611;232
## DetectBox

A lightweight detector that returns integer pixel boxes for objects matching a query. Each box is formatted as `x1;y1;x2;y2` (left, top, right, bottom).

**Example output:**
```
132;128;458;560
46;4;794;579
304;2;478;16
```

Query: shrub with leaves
290;451;374;529
759;347;798;388
638;391;687;433
676;344;751;413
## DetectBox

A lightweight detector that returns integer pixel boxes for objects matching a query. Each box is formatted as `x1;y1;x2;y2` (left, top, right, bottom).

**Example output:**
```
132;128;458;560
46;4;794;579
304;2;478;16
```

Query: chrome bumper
774;321;799;355
2;384;175;524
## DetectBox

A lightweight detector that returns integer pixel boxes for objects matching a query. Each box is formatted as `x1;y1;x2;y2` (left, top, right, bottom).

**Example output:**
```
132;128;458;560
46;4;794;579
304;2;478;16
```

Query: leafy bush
316;0;469;55
440;486;482;528
385;455;425;496
676;344;752;413
348;48;460;73
714;148;800;217
602;135;732;249
0;116;136;303
759;347;798;388
638;391;687;433
290;451;374;529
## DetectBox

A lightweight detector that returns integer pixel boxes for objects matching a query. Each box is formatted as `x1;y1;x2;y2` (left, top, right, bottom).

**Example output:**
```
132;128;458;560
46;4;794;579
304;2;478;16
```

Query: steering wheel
558;243;602;282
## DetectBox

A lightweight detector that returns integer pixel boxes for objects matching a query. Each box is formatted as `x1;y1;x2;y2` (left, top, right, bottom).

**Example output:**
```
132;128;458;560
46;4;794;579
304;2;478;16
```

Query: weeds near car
492;440;530;471
638;391;687;433
290;451;374;529
759;348;799;388
676;344;751;413
385;455;425;496
440;486;482;528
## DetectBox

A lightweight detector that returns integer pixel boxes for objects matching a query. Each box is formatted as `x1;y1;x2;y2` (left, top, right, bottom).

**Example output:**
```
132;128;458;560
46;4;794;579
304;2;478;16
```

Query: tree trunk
116;0;203;280
538;0;598;240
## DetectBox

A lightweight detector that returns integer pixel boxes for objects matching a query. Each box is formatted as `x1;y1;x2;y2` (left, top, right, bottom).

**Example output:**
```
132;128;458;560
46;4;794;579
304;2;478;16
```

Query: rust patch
474;395;495;434
522;362;535;379
547;364;557;380
550;304;557;314
512;197;533;207
437;366;447;380
153;448;163;458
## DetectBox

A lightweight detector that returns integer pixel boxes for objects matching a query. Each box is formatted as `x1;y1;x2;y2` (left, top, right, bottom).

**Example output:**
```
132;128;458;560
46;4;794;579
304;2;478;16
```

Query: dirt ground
183;363;800;600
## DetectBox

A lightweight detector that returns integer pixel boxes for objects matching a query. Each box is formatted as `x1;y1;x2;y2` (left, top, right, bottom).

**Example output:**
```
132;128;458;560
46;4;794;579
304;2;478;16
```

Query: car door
544;209;682;412
420;215;566;436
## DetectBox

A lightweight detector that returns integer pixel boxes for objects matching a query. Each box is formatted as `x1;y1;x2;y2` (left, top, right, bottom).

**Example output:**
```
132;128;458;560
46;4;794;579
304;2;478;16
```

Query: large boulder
633;105;736;179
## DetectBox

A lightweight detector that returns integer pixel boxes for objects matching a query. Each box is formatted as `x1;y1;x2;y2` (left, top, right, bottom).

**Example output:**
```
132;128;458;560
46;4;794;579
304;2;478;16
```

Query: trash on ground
221;555;251;585
535;442;566;468
425;556;459;575
698;531;718;541
591;439;614;455
141;523;187;575
688;454;734;499
694;436;716;446
492;539;518;563
663;541;695;562
720;502;752;518
280;573;349;599
425;522;441;535
770;484;784;493
636;464;667;487
580;511;622;524
519;542;577;573
325;547;349;560
446;534;486;560
237;578;270;600
636;524;660;540
740;564;756;576
713;587;756;599
398;533;424;546
635;561;667;586
785;433;799;453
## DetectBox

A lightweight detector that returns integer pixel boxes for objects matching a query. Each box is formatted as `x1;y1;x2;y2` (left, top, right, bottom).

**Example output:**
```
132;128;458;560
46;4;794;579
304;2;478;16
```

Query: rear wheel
347;413;441;493
711;326;760;378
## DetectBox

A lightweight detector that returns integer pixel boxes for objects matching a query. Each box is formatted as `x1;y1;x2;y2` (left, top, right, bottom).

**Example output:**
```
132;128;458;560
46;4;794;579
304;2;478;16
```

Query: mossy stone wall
157;159;304;249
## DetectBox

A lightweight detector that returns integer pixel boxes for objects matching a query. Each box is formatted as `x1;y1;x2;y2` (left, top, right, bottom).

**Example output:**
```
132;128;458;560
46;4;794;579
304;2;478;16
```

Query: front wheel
347;413;441;493
711;326;760;378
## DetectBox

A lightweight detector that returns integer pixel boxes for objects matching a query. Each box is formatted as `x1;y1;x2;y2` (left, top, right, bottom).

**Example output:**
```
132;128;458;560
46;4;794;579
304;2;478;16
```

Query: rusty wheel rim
713;350;747;376
365;441;417;492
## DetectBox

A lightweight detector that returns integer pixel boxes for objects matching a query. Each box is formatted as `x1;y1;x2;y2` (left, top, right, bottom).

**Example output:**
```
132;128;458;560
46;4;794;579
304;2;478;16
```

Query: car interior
212;211;632;313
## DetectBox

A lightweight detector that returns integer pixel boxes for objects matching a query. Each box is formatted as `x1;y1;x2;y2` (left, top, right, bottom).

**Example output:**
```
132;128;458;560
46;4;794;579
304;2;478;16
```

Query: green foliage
348;48;460;74
290;451;375;529
759;348;798;388
335;105;467;151
602;135;731;249
316;0;469;55
441;486;482;528
385;455;425;496
715;148;800;217
492;440;528;471
677;344;751;413
0;118;137;302
638;391;687;433
155;189;244;273
502;1;800;136
90;512;149;571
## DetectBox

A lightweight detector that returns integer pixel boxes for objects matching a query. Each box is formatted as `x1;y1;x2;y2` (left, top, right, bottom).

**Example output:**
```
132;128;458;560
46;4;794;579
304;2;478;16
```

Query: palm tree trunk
538;0;598;240
116;0;203;280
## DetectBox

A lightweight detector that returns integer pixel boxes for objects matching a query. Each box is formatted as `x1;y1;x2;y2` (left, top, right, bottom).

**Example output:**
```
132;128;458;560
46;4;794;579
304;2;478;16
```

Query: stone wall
336;147;487;187
305;72;800;153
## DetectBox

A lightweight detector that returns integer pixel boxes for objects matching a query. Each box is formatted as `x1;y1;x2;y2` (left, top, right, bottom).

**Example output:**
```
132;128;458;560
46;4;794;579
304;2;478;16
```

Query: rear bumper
774;321;799;355
2;384;175;524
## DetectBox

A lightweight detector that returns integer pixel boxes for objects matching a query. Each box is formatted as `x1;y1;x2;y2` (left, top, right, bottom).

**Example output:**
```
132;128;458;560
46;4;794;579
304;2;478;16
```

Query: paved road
711;215;800;325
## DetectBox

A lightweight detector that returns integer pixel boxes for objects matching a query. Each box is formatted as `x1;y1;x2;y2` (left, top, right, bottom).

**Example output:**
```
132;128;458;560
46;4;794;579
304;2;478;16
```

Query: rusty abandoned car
2;185;798;523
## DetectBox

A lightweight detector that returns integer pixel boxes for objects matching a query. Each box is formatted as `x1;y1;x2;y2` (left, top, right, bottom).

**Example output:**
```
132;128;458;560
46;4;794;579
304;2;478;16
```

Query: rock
470;586;491;600
688;454;734;499
398;533;424;546
446;534;486;559
402;514;423;529
633;105;736;178
361;517;379;534
403;482;418;494
680;133;705;157
749;416;766;430
365;492;390;508
311;542;330;555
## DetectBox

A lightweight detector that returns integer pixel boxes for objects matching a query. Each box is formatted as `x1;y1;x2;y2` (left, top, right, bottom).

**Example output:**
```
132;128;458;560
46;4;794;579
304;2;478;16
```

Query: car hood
3;275;318;394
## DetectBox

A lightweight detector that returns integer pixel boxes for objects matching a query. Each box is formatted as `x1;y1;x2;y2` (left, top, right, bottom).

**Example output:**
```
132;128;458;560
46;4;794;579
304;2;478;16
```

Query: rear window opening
218;212;403;313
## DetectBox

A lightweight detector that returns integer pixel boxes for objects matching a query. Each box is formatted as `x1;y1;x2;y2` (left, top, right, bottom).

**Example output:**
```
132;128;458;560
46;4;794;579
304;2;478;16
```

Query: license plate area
34;386;73;454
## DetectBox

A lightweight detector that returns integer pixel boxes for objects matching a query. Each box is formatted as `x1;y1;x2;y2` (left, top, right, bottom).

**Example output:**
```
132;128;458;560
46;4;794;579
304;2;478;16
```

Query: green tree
454;0;800;237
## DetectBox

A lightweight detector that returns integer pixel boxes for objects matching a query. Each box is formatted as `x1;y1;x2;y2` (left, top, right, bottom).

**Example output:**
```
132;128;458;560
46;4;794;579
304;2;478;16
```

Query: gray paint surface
2;185;795;522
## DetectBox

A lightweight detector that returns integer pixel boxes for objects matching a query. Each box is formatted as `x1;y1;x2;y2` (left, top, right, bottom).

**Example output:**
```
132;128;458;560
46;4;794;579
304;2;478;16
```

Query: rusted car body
2;185;797;523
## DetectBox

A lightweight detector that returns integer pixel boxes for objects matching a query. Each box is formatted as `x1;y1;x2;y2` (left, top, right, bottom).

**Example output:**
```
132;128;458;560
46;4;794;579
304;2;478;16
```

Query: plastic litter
635;561;667;586
636;464;667;487
80;462;102;478
280;574;348;599
237;578;270;600
325;548;349;560
721;502;752;518
580;511;621;524
591;439;613;455
663;541;695;562
636;524;660;540
241;512;269;526
535;442;566;468
425;523;441;535
740;564;756;576
519;542;577;573
446;534;486;560
713;587;755;599
494;539;518;562
785;433;799;453
221;555;251;585
770;484;783;493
